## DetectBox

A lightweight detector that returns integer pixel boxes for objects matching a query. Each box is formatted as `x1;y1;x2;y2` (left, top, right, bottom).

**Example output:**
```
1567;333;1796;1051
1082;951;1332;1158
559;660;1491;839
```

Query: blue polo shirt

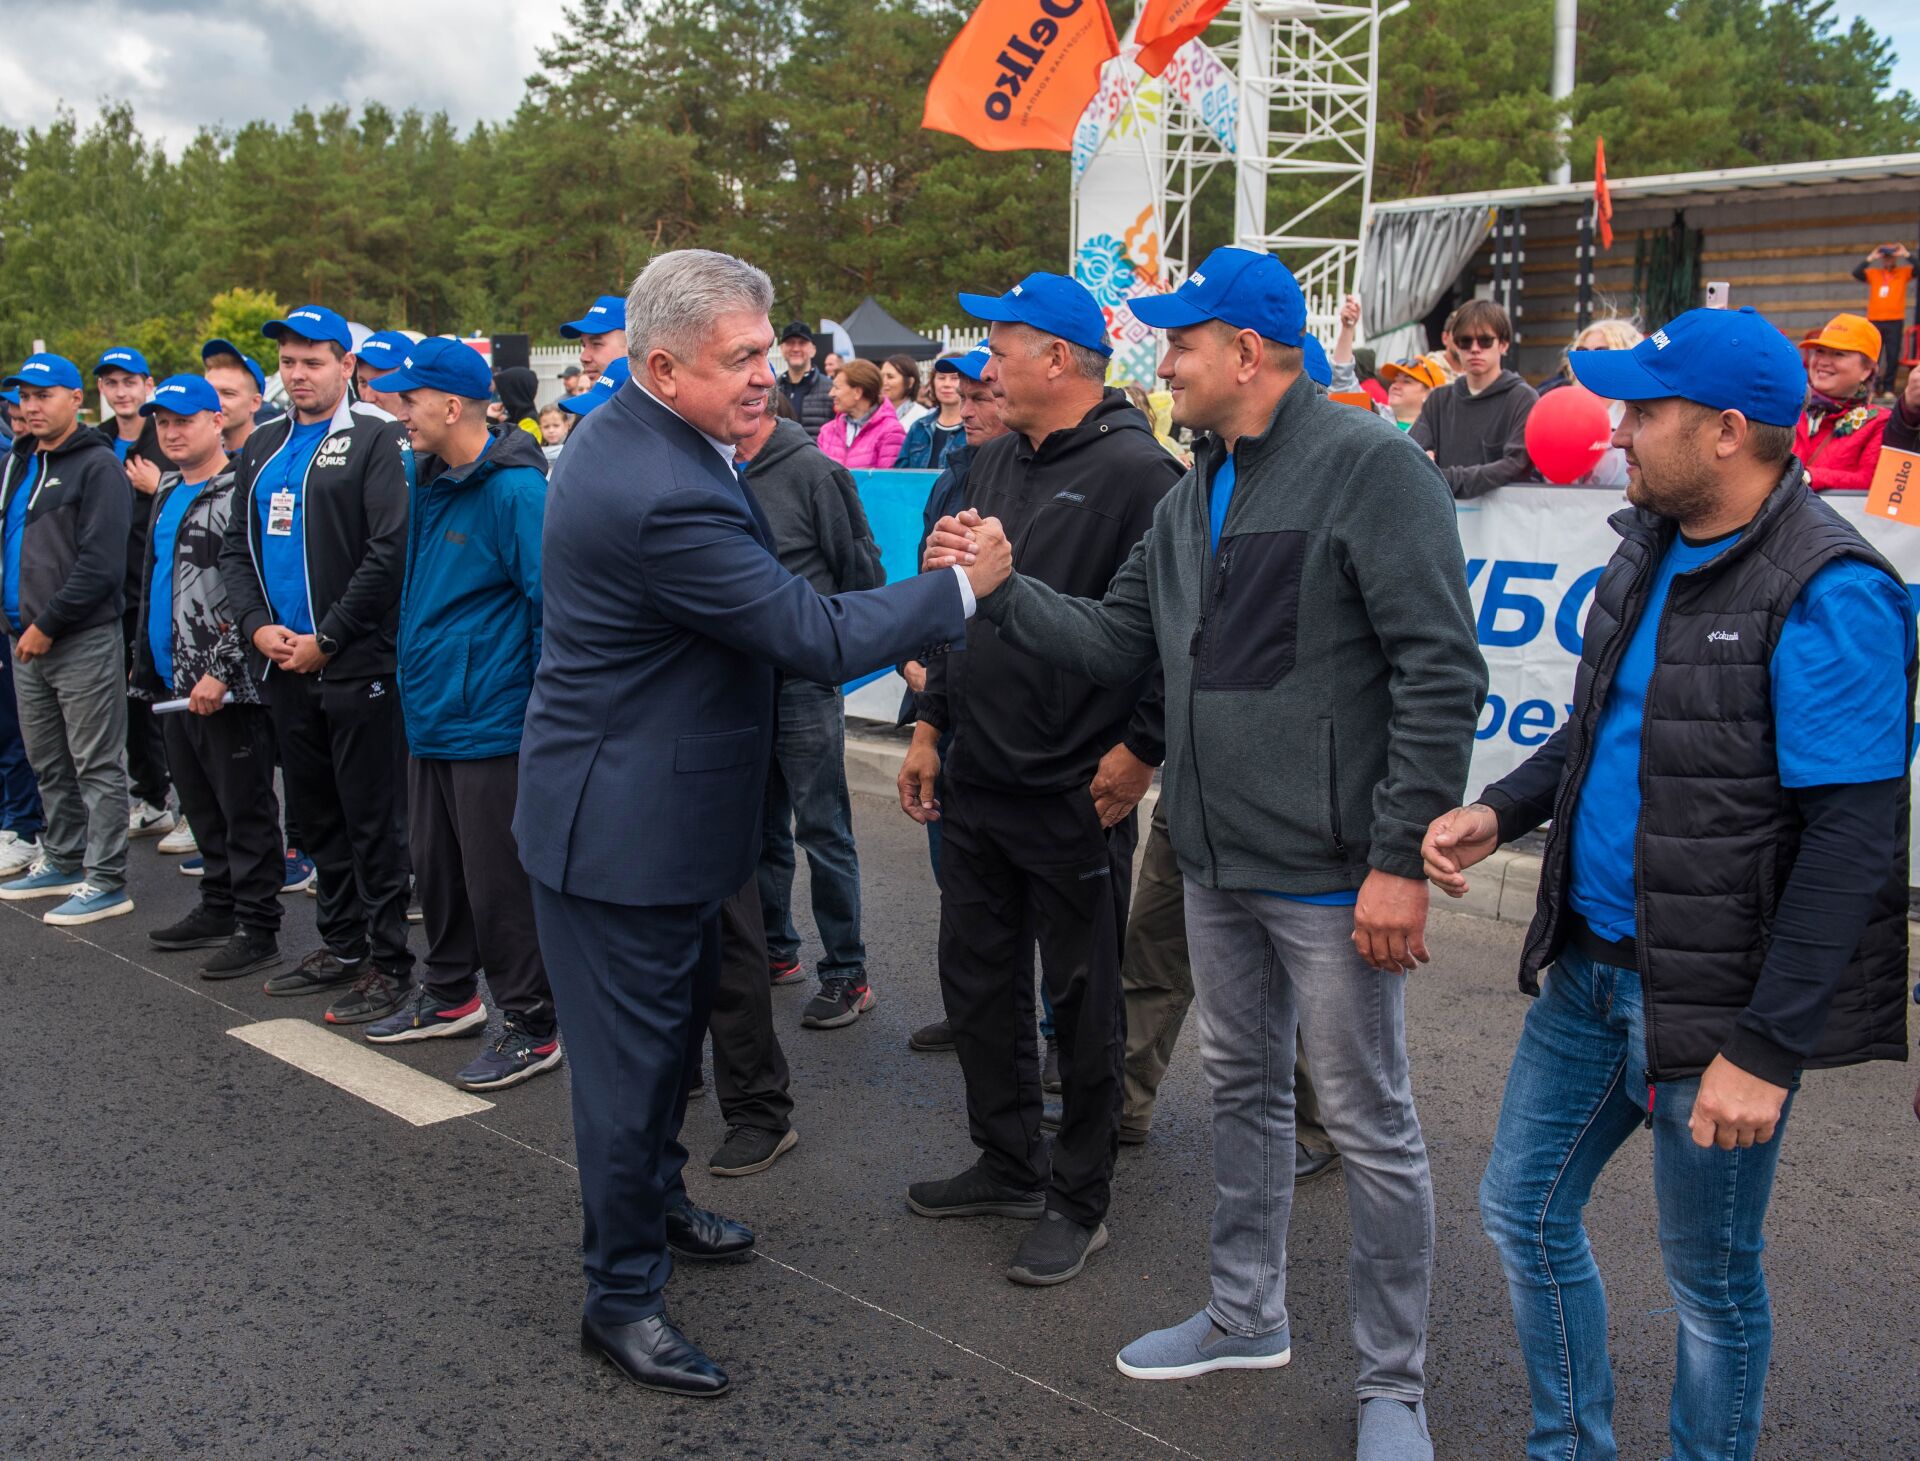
1569;533;1916;943
147;479;206;692
255;421;329;634
110;435;134;464
3;457;38;634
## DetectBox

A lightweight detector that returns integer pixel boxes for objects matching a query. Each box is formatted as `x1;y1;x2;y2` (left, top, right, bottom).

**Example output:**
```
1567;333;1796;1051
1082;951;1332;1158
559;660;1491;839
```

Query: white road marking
229;1019;494;1126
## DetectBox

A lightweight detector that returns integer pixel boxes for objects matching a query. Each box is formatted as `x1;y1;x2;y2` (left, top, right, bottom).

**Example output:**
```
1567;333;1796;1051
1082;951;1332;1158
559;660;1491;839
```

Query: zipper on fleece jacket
1185;467;1228;885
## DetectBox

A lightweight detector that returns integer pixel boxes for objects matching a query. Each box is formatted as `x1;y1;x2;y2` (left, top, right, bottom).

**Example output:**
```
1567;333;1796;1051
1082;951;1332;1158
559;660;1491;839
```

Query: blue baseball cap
1;388;19;406
354;330;413;375
262;304;353;351
560;355;631;415
559;294;626;339
1302;336;1332;387
369;336;494;401
1570;306;1806;428
140;374;223;418
3;354;84;391
958;272;1112;356
934;343;994;382
1130;247;1307;347
200;338;268;393
94;346;152;378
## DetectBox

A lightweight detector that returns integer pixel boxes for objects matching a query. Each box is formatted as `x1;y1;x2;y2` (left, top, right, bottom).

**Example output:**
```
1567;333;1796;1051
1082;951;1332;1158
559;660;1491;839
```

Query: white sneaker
129;799;176;838
157;821;198;855
0;830;40;878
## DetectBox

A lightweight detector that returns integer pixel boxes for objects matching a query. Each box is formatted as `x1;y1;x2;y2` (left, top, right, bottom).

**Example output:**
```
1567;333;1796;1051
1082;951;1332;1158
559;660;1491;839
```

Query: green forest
1;0;1914;375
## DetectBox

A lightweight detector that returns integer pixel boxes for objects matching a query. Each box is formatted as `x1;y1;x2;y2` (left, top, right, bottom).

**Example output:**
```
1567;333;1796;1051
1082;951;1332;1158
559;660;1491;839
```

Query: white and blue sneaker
1115;1310;1291;1381
179;855;205;877
43;882;134;926
0;830;40;878
0;858;85;901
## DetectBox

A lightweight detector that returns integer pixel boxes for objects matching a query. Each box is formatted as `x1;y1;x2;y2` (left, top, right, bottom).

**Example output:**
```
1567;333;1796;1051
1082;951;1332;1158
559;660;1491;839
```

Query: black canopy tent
840;295;941;361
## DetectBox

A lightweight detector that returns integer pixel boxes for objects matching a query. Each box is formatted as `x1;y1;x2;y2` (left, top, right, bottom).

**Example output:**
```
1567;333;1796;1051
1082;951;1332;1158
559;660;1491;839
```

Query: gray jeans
12;622;130;891
1184;879;1432;1403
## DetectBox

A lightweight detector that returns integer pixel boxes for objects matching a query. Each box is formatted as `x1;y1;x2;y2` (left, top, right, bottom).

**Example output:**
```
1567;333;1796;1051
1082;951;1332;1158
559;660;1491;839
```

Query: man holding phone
1854;241;1914;396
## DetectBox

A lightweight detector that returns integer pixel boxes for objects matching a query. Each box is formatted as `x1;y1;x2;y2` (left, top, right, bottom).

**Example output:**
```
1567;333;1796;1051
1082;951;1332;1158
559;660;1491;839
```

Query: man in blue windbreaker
363;337;561;1092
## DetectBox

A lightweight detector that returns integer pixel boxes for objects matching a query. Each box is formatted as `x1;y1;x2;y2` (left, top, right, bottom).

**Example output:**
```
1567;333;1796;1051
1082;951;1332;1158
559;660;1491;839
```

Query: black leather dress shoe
580;1314;730;1397
665;1201;756;1262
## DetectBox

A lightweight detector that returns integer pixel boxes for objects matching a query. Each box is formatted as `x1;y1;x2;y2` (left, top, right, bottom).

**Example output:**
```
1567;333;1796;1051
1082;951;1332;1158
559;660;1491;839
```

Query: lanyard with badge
267;448;299;537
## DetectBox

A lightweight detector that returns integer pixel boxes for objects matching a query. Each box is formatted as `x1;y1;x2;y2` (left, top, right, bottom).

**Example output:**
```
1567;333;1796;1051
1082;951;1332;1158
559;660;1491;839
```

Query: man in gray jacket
927;249;1485;1461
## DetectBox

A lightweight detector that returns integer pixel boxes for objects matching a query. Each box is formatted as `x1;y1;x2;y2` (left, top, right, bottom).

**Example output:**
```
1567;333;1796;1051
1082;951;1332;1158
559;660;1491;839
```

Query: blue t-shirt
255;421;330;635
1570;533;1916;942
111;435;133;464
3;457;39;634
147;479;205;692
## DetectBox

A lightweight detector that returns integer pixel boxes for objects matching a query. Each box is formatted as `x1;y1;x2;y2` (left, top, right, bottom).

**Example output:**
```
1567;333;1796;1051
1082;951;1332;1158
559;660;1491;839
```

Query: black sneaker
1042;1036;1062;1092
148;905;236;951
1007;1211;1109;1286
908;1017;954;1052
769;956;805;986
323;964;407;1025
800;974;874;1030
263;948;361;997
456;1020;563;1091
709;1124;799;1177
907;1163;1045;1220
199;928;280;981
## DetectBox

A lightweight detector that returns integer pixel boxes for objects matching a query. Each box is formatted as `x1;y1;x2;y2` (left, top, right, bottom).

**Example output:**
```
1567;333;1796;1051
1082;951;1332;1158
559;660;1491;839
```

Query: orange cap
1380;358;1444;389
1800;313;1882;360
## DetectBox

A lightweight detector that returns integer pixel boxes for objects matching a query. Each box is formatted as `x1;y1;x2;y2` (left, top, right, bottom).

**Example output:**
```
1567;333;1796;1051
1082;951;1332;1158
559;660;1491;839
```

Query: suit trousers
263;669;412;972
936;776;1133;1227
712;876;794;1134
163;705;283;932
530;880;721;1325
409;754;554;1036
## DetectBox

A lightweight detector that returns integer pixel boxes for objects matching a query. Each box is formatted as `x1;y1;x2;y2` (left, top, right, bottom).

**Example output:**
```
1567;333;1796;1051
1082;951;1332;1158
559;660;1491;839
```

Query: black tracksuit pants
123;615;170;808
162;705;283;933
936;777;1135;1227
711;877;794;1135
408;754;554;1037
264;669;412;972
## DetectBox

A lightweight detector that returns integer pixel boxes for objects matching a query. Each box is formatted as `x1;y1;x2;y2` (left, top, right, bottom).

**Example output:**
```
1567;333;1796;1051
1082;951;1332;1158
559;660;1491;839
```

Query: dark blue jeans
1479;948;1795;1461
0;653;45;838
759;679;865;982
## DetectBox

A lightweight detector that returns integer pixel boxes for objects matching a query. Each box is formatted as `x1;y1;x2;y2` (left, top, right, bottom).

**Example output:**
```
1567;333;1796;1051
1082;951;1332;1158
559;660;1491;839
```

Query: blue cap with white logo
200;338;268;393
369;336;494;400
958;272;1112;357
94;346;152;378
934;343;994;382
262;305;354;352
1;388;19;405
355;331;413;375
3;354;84;391
1302;336;1332;387
140;374;223;418
560;294;626;340
560;355;631;415
1570;306;1806;428
1130;247;1307;347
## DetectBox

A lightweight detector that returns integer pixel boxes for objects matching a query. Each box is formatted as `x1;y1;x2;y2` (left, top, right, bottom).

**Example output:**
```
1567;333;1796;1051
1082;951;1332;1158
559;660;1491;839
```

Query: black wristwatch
316;631;340;658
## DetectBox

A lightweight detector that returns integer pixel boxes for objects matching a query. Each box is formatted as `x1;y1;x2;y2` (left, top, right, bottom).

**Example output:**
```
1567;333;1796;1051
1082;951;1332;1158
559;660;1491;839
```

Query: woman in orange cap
1794;313;1890;491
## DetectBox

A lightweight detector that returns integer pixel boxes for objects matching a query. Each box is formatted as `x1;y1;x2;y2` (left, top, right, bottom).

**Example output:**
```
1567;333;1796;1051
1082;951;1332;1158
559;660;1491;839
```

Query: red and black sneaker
800;975;875;1030
364;986;489;1043
769;956;805;987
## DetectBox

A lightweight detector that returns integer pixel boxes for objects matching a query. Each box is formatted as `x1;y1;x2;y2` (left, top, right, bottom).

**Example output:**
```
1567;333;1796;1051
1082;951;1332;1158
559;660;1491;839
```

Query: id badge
268;490;295;537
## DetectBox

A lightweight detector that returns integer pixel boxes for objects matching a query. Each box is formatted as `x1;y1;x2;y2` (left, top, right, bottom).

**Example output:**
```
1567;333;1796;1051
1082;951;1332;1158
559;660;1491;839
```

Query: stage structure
1070;0;1396;383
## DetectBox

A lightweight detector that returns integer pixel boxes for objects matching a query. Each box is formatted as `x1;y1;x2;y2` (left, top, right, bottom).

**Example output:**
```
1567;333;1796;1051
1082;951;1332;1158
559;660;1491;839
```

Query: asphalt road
4;794;1916;1459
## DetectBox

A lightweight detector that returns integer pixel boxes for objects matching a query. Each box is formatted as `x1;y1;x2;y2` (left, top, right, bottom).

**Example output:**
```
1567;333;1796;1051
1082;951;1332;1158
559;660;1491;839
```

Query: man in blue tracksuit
361;337;561;1092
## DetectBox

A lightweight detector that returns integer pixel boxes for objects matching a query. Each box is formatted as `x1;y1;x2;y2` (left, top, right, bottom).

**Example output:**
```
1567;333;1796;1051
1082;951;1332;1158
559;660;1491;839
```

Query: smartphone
1704;281;1730;310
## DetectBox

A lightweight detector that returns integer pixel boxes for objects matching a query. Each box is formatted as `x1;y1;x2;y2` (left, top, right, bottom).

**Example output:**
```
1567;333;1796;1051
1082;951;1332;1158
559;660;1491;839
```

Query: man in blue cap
0;384;45;880
1423;306;1914;1461
556;356;630;418
0;354;137;926
132;376;285;979
927;246;1484;1459
218;304;416;1024
896;273;1180;1288
559;293;627;385
356;337;563;1091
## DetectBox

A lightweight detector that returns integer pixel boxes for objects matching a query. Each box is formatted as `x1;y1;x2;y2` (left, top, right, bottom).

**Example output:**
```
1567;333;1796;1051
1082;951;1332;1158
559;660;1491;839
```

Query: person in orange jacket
1853;242;1913;395
1793;313;1889;492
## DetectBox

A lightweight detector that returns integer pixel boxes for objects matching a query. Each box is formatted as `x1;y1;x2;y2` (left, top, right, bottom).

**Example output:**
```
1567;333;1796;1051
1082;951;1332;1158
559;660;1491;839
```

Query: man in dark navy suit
515;250;1005;1397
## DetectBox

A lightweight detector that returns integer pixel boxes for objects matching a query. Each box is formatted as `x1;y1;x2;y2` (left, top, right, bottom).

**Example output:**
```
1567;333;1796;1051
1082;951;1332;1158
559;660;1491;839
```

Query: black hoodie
740;418;884;599
1408;368;1539;499
0;426;131;640
920;389;1177;795
94;414;176;620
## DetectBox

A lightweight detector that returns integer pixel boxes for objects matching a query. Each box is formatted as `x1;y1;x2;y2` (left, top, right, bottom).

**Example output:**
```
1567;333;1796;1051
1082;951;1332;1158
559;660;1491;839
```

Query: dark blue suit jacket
515;382;967;906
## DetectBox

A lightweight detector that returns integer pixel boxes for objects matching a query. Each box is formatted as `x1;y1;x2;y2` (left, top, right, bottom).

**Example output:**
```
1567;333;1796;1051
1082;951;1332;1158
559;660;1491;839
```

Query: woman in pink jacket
817;358;907;468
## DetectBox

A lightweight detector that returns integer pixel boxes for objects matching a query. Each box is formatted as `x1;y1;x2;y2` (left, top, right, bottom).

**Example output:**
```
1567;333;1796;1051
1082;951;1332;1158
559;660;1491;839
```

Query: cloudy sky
0;0;1915;153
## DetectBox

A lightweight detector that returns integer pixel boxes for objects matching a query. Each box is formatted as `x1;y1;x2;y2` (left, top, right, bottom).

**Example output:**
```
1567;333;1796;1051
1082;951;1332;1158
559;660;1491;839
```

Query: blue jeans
1479;948;1795;1461
0;653;44;838
759;679;865;980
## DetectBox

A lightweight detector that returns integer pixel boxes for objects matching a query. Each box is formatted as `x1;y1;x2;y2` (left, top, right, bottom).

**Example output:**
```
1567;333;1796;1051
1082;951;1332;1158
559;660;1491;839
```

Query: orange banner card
1866;445;1920;525
923;0;1121;153
1329;391;1377;411
1135;0;1230;76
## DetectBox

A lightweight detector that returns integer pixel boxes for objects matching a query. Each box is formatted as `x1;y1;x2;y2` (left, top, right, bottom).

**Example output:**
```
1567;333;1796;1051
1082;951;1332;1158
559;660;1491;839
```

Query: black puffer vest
1521;464;1913;1080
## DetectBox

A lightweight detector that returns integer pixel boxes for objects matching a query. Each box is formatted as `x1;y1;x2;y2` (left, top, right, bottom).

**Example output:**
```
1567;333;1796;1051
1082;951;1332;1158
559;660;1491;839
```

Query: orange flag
922;0;1121;152
1593;136;1614;251
1134;0;1229;76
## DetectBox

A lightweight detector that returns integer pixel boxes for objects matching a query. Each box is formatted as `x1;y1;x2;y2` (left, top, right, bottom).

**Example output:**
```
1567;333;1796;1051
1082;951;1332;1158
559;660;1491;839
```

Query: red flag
922;0;1120;152
1134;0;1230;77
1593;136;1614;251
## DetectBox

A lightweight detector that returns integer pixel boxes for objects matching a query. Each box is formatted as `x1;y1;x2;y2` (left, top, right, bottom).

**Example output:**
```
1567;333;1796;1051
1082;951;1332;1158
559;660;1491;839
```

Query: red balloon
1525;385;1613;484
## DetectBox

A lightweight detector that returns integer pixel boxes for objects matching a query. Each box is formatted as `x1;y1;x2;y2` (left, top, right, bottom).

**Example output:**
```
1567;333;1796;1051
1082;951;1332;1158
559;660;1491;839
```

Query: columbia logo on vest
1707;629;1740;643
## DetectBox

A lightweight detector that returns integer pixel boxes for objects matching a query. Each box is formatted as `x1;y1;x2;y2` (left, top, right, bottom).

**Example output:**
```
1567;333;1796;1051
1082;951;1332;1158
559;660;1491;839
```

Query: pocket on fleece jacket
1194;530;1306;691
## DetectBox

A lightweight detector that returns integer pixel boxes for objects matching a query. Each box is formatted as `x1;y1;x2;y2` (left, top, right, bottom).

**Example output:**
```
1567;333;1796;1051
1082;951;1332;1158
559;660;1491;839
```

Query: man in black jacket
776;322;835;434
1408;299;1537;499
219;305;415;1024
1423;307;1914;1461
897;274;1180;1287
